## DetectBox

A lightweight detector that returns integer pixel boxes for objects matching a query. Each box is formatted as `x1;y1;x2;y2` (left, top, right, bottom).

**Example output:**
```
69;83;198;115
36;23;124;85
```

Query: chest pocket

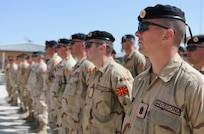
93;85;114;120
148;104;181;133
66;71;80;96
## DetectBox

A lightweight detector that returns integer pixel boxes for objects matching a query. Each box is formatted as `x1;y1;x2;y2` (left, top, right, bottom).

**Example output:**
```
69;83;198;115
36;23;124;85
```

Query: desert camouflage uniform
122;54;204;134
82;57;133;134
8;62;18;105
61;57;94;134
43;53;61;133
30;60;47;125
50;55;76;133
18;60;30;112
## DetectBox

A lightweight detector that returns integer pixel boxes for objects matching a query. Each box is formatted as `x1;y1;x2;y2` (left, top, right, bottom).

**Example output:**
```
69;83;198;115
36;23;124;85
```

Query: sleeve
186;82;204;133
113;69;134;113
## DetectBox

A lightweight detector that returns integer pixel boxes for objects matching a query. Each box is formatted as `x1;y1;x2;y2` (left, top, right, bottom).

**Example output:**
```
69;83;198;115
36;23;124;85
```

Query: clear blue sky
0;0;203;53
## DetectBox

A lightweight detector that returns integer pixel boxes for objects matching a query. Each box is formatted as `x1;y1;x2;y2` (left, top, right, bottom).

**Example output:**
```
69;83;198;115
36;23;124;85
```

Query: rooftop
0;42;44;52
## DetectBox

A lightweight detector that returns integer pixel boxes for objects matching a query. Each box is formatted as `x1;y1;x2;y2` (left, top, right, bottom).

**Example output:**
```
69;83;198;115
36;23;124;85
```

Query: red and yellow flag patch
116;85;129;96
87;68;94;73
66;69;72;74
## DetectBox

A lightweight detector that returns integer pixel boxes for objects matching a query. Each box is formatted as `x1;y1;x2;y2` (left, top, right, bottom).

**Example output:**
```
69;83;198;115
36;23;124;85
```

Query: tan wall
0;50;32;69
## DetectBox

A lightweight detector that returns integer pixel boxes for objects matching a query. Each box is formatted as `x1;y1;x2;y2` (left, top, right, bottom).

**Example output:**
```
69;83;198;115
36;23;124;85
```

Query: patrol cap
19;54;29;59
187;35;204;45
121;34;135;43
58;38;70;44
87;30;115;42
69;33;87;41
16;55;22;60
45;40;58;48
35;51;45;56
138;4;185;23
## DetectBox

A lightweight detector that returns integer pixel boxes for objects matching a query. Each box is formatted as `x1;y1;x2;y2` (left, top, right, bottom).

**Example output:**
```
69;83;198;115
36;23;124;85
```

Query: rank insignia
193;37;199;42
140;9;146;18
136;102;148;119
123;35;127;40
88;32;92;37
116;85;129;96
88;88;94;97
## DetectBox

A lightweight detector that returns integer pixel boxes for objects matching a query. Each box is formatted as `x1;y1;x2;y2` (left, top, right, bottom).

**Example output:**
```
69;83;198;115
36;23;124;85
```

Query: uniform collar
73;56;87;69
139;54;182;82
95;57;114;73
64;54;73;61
48;53;58;63
199;65;204;73
124;49;135;60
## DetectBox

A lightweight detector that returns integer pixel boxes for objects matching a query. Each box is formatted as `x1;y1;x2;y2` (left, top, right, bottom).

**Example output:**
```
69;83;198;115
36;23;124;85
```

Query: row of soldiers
4;31;147;134
4;24;204;134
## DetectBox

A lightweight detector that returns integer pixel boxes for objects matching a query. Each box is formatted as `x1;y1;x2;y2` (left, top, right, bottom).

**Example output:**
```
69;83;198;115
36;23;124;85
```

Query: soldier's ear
100;44;106;50
82;41;86;48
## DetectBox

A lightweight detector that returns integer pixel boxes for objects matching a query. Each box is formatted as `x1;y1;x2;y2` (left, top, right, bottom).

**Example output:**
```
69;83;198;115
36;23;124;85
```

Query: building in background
0;43;44;70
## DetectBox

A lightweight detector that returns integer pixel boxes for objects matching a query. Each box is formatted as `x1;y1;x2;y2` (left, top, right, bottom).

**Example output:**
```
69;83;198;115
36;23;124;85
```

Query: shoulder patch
87;68;94;73
138;64;144;69
116;85;129;96
66;69;72;74
54;60;59;65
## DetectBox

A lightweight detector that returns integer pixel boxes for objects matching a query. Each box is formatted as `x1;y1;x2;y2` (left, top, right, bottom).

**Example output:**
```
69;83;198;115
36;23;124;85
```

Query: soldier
5;58;12;103
16;54;24;112
82;30;133;134
50;38;76;134
186;35;204;74
122;4;204;134
61;33;94;134
43;40;62;134
30;52;47;133
17;54;30;115
8;56;18;106
26;53;37;123
121;34;146;77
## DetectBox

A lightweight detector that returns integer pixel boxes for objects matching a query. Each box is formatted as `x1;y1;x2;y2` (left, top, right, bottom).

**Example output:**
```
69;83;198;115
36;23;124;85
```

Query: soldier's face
135;19;166;57
57;44;65;56
86;39;100;62
70;40;83;57
186;44;204;65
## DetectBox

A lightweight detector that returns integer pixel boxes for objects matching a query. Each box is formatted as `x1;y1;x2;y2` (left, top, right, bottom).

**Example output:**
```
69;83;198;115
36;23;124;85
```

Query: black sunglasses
70;40;84;45
56;45;67;48
186;45;204;51
86;41;104;48
138;21;169;32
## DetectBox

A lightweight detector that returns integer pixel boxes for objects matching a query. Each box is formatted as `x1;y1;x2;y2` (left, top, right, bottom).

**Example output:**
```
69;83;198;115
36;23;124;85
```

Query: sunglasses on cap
186;45;204;51
86;41;105;49
138;21;169;32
